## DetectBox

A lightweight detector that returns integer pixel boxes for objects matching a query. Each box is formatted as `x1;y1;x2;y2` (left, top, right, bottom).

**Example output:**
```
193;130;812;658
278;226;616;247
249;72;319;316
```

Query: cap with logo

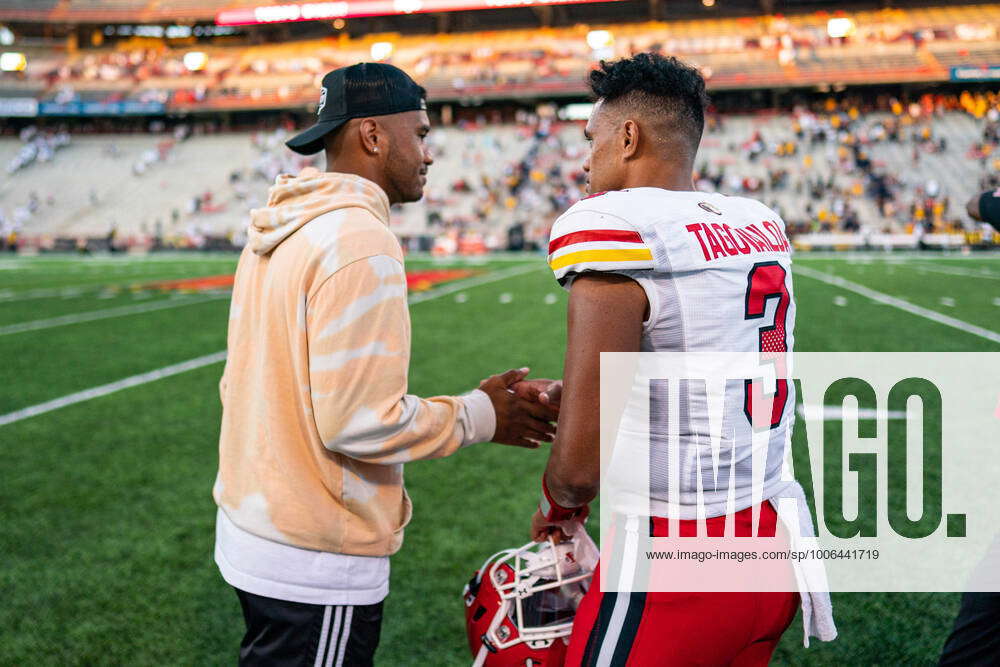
285;62;428;156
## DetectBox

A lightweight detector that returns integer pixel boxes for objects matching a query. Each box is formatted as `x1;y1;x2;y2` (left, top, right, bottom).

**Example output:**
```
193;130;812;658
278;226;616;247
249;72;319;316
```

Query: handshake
478;368;563;448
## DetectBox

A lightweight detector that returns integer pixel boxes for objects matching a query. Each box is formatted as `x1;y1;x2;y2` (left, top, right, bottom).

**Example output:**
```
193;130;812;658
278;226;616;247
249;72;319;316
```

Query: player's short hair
588;52;709;154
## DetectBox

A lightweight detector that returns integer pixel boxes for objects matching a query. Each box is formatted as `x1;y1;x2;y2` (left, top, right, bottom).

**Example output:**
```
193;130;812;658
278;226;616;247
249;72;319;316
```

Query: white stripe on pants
313;606;333;667
334;606;354;667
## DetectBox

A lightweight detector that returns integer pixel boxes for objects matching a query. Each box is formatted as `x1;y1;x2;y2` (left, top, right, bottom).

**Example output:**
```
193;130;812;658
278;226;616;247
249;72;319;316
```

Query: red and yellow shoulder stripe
547;225;653;276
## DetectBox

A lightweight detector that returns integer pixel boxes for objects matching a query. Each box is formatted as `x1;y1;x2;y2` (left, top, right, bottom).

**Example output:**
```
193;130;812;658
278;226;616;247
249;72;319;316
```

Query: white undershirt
215;508;390;606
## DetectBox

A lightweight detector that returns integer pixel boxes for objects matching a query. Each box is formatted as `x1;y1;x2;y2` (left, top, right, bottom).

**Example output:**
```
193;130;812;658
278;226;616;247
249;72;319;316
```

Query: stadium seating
0;80;44;98
694;111;979;234
0;134;26;167
0;108;989;246
3;3;1000;246
931;43;1000;67
0;0;59;9
8;5;1000;104
0;134;258;240
67;0;147;9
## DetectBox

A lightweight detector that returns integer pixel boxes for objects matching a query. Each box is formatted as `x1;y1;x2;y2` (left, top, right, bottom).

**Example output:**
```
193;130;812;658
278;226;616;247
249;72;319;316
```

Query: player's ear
358;118;382;156
621;119;640;160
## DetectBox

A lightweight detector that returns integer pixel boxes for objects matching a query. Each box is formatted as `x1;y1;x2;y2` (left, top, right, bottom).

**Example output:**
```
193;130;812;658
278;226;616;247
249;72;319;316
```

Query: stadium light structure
394;0;423;12
216;0;624;25
0;52;26;72
585;29;613;51
702;0;716;7
0;25;14;46
827;17;855;39
183;51;209;72
370;41;394;61
586;29;613;60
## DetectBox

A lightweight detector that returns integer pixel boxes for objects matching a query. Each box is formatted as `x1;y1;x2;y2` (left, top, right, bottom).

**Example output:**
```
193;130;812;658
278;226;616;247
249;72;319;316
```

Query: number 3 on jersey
743;261;790;430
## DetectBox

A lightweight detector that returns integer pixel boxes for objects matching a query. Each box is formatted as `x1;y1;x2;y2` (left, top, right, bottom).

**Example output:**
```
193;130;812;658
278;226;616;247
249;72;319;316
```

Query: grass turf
1;252;999;665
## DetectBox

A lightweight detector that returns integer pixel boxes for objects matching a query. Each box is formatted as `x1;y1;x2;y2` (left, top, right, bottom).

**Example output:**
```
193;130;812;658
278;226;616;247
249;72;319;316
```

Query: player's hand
531;507;587;543
479;368;558;448
511;378;563;411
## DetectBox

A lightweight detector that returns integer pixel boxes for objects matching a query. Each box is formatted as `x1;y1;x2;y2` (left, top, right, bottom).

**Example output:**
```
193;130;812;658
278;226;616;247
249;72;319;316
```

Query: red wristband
539;474;585;522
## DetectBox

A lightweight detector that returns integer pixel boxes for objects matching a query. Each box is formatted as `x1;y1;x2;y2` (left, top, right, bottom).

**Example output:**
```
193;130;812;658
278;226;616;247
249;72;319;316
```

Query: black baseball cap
286;62;428;155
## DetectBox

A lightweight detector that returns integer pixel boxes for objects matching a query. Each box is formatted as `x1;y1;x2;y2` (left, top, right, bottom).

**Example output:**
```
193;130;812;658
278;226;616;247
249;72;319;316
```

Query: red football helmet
463;534;596;667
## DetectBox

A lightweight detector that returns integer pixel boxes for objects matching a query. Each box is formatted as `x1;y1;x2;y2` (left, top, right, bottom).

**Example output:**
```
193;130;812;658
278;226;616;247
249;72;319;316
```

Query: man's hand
479;368;558;448
530;506;586;543
512;378;563;411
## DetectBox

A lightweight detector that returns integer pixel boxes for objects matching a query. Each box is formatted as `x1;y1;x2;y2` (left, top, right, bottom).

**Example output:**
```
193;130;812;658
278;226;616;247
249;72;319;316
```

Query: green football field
2;251;999;665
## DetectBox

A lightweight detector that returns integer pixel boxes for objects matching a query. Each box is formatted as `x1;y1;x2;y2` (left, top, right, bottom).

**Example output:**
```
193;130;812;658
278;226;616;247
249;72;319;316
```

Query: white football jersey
548;187;797;518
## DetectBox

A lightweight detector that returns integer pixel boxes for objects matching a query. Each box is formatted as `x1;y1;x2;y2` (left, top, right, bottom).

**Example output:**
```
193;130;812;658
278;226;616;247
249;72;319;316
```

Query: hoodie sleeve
306;254;496;463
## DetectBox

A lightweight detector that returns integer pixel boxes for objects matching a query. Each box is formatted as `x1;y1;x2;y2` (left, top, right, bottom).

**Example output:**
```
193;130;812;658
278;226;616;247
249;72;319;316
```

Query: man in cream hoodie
214;63;556;666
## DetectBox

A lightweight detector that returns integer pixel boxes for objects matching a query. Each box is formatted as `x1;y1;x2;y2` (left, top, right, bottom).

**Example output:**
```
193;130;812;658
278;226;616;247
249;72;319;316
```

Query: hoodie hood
248;167;391;256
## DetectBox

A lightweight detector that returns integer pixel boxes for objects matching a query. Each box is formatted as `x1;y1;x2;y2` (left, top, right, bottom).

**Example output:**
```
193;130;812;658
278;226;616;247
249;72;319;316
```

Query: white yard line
0;295;227;337
407;263;541;304
900;263;1000;280
0;351;229;427
406;252;545;264
794;265;1000;345
0;274;200;300
1;254;237;266
0;263;544;427
0;285;103;301
794;253;1000;262
0;279;227;302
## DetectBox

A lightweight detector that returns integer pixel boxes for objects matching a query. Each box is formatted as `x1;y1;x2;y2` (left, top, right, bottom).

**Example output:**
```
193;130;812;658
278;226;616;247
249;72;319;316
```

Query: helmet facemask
466;533;597;662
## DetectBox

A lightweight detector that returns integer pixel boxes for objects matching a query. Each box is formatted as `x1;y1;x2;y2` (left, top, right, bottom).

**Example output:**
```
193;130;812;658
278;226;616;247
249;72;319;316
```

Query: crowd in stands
60;49;209;85
404;92;1000;248
0;187;58;251
411;114;586;249
8;4;1000;108
2;126;70;249
703;101;955;234
6;126;70;174
155;125;316;250
4;90;1000;250
127;122;189;175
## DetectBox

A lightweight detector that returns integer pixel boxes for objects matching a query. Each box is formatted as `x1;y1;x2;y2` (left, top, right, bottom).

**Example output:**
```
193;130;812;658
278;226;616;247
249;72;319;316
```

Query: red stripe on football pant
548;229;644;254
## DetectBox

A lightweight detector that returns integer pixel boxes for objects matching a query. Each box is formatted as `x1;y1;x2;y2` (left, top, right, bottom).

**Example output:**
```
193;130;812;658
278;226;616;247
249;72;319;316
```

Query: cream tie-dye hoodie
214;168;495;556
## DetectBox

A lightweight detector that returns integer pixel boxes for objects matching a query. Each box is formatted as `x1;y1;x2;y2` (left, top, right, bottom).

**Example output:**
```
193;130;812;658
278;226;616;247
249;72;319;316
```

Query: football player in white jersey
518;53;834;666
